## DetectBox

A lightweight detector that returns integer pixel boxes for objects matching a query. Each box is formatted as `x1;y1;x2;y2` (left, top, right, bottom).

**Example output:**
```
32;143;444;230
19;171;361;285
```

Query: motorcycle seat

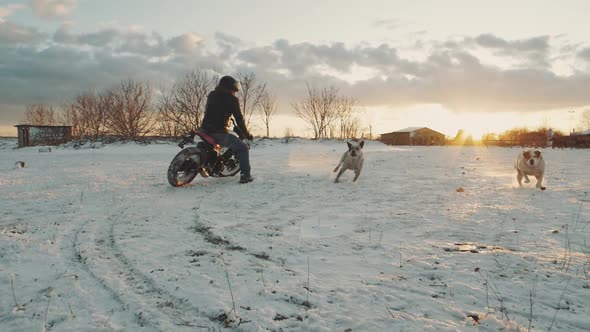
195;131;221;151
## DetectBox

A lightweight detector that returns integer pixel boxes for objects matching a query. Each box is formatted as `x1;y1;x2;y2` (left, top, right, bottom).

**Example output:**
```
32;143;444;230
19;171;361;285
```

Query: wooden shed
15;125;73;148
380;127;446;146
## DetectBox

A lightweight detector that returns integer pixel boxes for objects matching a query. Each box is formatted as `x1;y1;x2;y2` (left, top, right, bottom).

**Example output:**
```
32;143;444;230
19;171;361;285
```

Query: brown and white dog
515;150;546;190
334;141;364;183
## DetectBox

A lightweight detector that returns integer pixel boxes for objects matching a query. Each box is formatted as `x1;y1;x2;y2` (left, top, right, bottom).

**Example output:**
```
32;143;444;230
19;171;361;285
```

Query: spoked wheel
167;147;202;187
217;148;240;177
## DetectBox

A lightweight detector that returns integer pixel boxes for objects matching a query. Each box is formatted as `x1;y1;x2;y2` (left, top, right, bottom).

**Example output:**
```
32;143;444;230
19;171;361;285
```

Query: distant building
15;125;73;148
573;129;590;136
380;127;446;146
552;129;590;148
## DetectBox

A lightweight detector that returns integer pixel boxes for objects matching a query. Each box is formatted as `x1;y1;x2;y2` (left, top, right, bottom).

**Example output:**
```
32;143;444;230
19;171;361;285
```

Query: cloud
1;23;590;125
54;24;119;46
339;48;590;112
0;43;171;104
579;47;590;62
373;18;402;30
471;33;551;68
0;21;46;44
0;26;222;107
266;39;362;75
31;0;78;19
168;32;204;54
474;34;550;52
238;46;279;68
53;25;204;57
0;4;25;22
214;32;243;60
237;39;590;112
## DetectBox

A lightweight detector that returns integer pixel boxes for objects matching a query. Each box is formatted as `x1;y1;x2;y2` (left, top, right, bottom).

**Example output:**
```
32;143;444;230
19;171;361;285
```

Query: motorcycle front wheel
167;147;203;187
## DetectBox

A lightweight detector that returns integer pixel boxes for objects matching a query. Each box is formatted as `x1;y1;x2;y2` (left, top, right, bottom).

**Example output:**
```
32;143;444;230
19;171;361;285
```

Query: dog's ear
534;150;542;158
359;140;365;149
523;151;531;159
347;141;352;150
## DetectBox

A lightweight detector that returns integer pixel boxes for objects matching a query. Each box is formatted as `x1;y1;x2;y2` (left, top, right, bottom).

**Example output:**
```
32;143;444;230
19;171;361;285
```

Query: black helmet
218;75;240;92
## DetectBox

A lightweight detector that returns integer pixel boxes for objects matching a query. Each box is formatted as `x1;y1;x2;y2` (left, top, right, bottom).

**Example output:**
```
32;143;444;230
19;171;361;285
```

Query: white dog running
334;141;364;183
515;150;546;190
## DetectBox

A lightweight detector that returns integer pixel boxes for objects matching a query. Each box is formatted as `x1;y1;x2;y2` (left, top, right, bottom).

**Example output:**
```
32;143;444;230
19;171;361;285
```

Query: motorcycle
167;120;246;187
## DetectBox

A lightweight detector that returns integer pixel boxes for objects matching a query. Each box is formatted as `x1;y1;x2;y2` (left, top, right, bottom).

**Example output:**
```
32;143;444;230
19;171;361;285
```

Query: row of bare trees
24;70;280;139
292;83;360;139
157;70;217;137
156;71;274;137
156;70;273;137
236;72;267;128
24;71;365;140
60;80;155;139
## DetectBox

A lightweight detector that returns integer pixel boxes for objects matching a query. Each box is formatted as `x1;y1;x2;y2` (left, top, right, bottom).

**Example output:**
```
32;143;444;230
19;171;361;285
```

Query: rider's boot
199;167;209;178
239;174;254;184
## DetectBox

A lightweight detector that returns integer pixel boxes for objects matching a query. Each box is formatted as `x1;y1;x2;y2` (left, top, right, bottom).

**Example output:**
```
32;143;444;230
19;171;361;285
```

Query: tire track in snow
71;208;214;330
67;217;131;325
191;212;314;315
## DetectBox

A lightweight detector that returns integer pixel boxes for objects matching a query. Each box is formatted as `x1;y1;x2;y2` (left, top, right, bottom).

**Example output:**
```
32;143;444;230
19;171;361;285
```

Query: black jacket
200;87;250;137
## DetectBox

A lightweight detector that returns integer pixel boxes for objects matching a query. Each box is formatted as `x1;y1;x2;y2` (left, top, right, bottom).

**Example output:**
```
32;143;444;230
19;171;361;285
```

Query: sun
461;128;486;140
391;105;513;141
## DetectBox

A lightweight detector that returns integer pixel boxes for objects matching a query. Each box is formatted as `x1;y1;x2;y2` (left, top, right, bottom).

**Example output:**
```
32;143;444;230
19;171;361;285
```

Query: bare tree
157;88;182;137
97;89;116;135
153;106;178;137
62;90;109;139
62;102;85;137
337;96;359;139
158;69;217;136
105;79;155;138
24;104;58;125
236;72;266;127
291;82;340;139
258;91;277;138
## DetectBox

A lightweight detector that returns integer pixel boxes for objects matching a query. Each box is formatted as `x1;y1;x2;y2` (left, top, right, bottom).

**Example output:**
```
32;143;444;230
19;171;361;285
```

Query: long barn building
380;127;446;146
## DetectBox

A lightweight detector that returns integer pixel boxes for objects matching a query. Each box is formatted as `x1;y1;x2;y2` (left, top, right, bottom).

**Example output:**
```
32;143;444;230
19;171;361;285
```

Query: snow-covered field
1;138;589;331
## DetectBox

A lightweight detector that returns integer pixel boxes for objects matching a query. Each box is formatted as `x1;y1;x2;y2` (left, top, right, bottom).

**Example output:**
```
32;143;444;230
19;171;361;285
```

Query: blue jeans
211;133;251;176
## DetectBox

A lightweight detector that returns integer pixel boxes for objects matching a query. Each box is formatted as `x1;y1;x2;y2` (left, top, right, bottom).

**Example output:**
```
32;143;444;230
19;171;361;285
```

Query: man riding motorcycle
200;75;255;183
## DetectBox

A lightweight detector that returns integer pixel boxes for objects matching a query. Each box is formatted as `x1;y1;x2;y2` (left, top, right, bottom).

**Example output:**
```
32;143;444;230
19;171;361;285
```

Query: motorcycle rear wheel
167;147;202;187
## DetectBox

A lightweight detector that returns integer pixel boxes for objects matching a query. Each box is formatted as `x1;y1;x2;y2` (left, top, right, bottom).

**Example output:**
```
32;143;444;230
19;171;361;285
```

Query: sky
1;0;590;137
